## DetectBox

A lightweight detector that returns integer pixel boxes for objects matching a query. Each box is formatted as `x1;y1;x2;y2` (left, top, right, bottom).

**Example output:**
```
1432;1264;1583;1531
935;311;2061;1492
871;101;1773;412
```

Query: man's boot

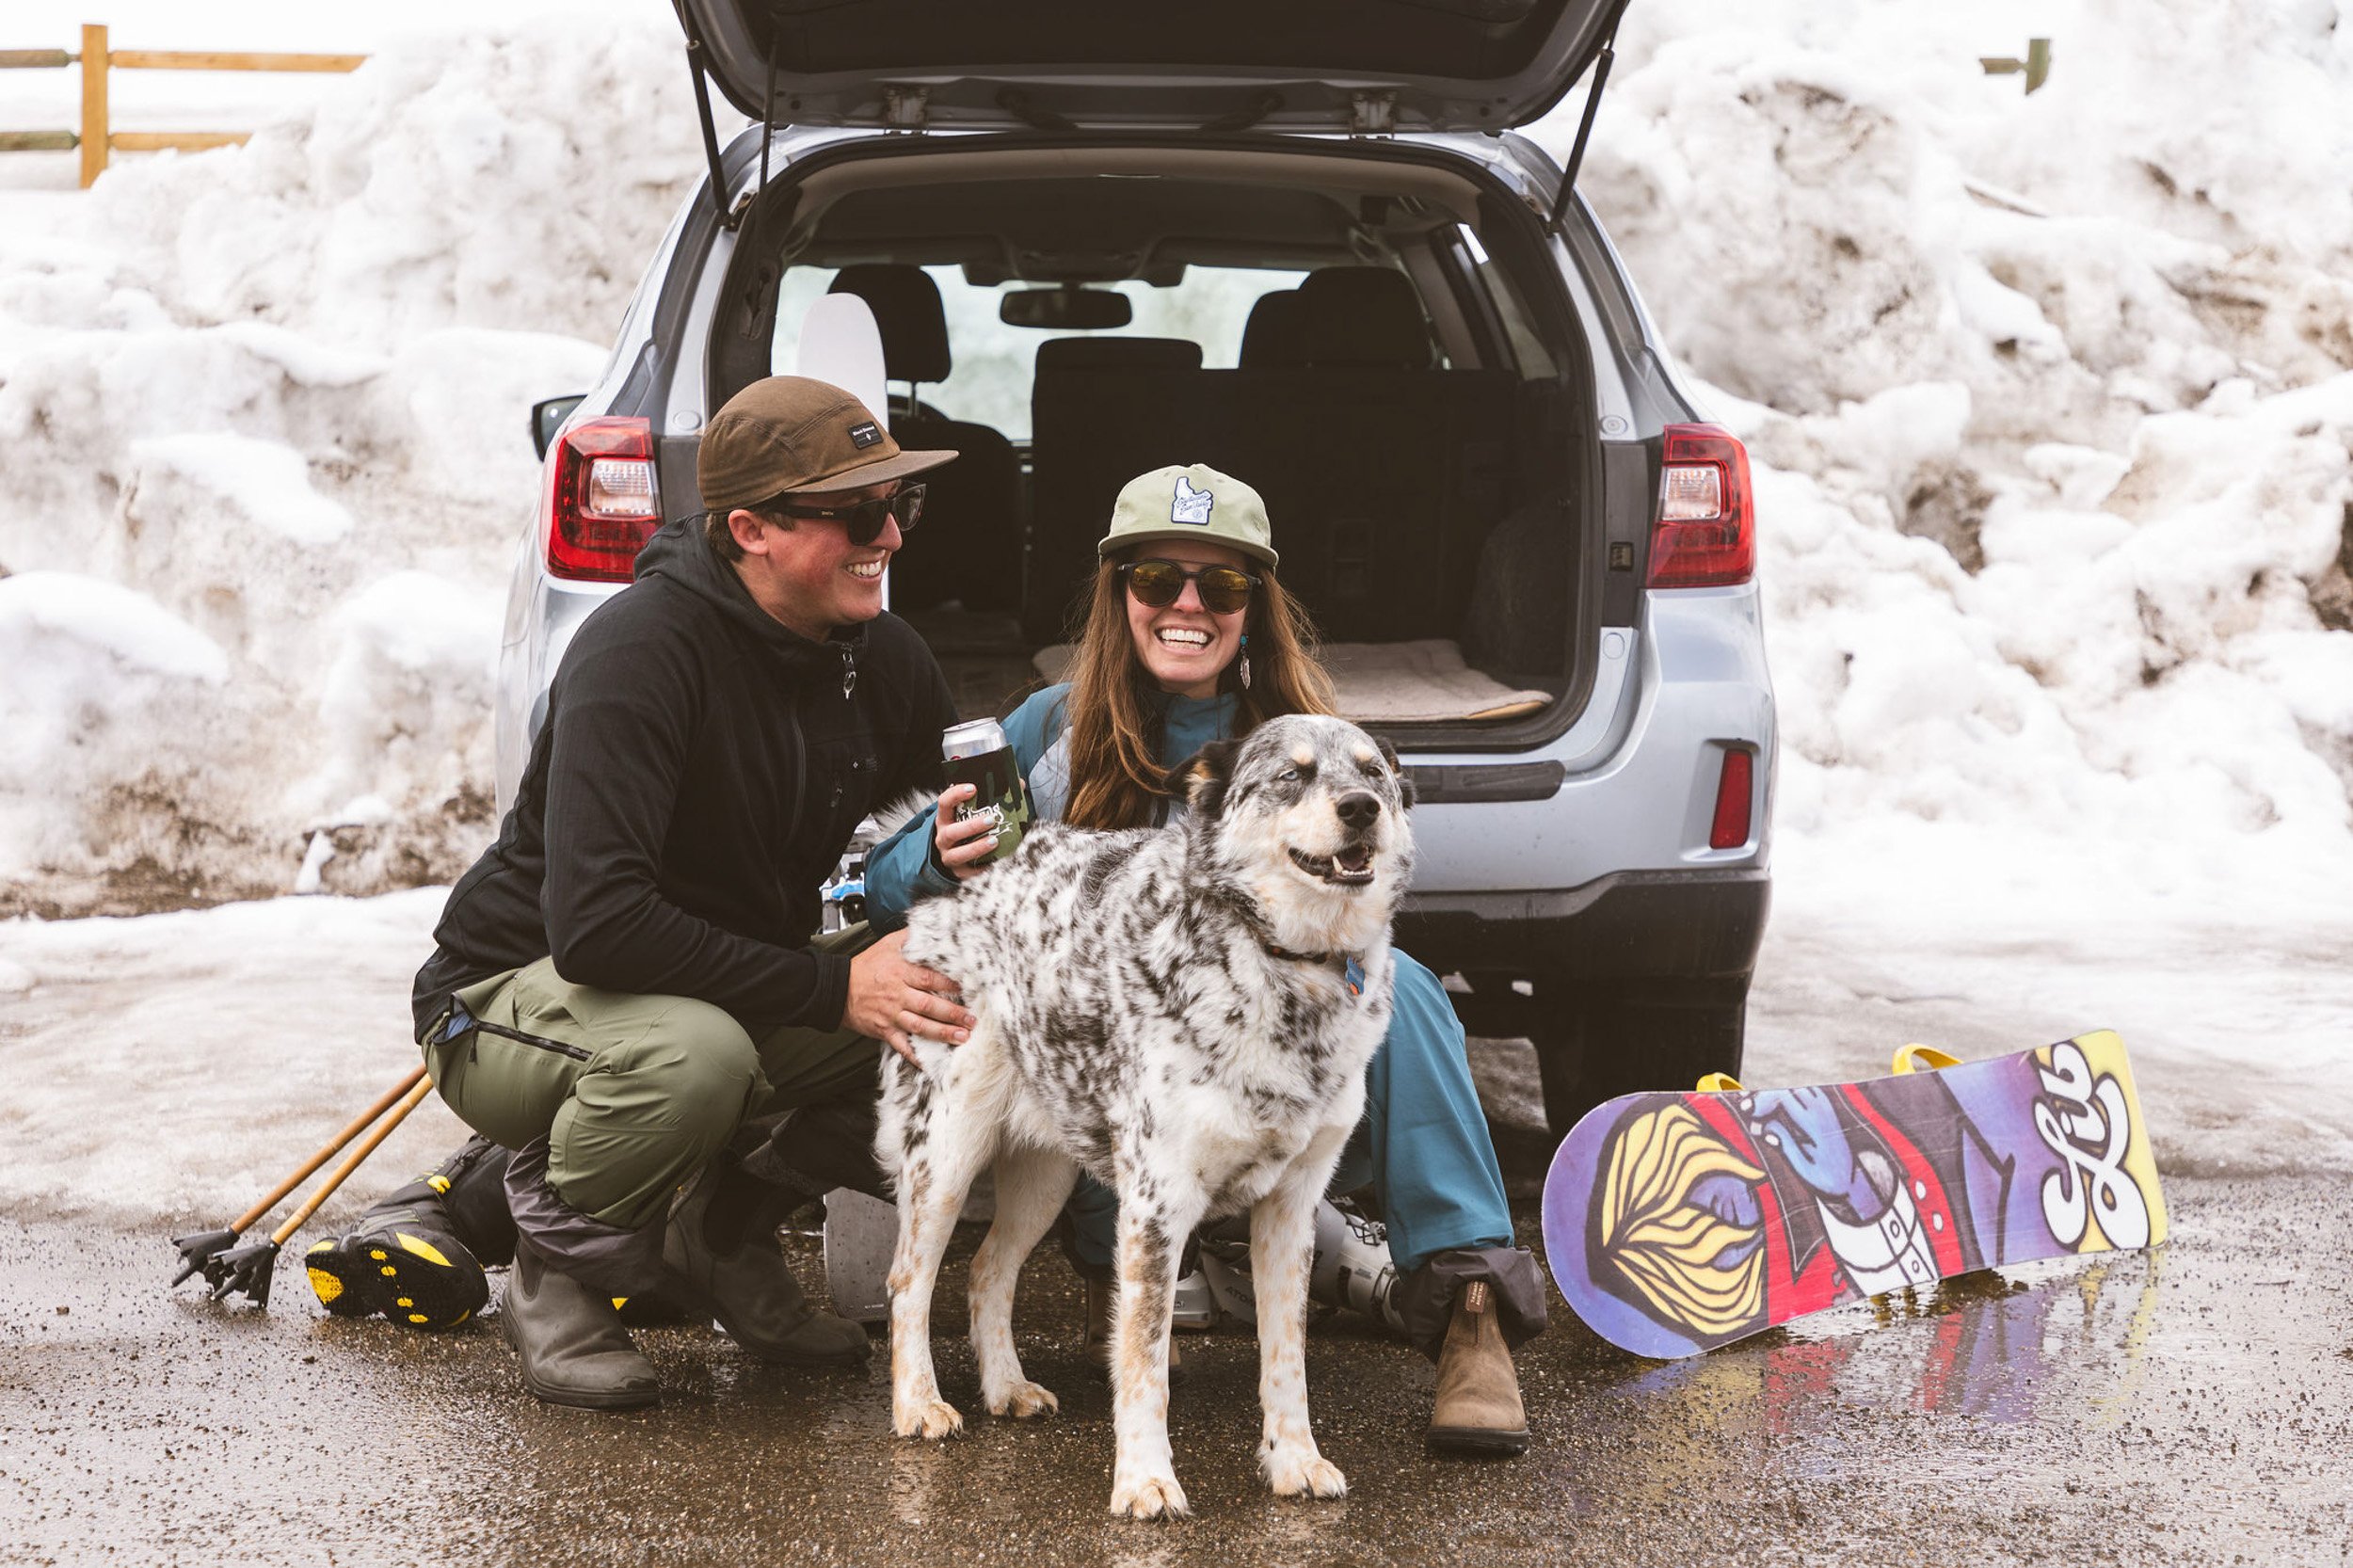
305;1136;511;1329
662;1156;870;1367
503;1234;663;1410
1427;1279;1529;1455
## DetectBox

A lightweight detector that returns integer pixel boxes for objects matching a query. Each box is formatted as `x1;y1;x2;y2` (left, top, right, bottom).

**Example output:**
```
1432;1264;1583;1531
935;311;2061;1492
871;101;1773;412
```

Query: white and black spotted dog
877;713;1416;1520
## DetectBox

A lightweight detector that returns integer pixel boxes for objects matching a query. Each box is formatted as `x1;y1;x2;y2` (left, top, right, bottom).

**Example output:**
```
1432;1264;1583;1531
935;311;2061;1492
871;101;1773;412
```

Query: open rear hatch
672;0;1625;133
691;134;1607;745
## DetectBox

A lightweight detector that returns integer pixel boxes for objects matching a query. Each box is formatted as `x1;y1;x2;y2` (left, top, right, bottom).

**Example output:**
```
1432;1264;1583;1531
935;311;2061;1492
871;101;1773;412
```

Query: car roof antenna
1547;0;1628;235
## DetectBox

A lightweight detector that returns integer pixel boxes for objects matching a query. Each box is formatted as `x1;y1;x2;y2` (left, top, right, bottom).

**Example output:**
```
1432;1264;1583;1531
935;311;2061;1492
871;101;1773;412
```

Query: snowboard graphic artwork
1541;1032;2168;1358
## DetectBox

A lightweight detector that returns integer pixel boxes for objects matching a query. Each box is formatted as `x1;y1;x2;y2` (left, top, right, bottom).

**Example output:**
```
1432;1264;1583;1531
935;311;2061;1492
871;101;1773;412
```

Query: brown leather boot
1427;1279;1529;1455
1082;1273;1179;1378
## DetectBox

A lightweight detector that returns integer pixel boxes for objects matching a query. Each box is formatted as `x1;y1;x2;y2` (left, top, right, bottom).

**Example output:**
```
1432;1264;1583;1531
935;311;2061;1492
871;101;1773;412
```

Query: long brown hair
1063;551;1336;830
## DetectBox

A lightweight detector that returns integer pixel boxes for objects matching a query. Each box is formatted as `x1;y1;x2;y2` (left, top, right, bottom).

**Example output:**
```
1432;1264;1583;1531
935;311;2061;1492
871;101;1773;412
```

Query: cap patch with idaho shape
1171;474;1214;524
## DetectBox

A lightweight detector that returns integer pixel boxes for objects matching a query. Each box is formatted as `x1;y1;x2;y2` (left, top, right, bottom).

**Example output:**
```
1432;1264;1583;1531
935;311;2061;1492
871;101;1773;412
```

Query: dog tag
1344;957;1365;997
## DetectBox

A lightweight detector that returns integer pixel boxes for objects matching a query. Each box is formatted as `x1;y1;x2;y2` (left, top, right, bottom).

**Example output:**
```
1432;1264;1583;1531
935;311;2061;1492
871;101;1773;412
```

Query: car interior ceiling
718;149;1583;716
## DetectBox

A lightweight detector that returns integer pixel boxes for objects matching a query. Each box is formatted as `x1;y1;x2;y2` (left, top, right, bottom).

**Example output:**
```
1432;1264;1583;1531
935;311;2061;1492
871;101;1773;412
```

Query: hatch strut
758;44;777;195
1547;0;1629;234
678;8;740;230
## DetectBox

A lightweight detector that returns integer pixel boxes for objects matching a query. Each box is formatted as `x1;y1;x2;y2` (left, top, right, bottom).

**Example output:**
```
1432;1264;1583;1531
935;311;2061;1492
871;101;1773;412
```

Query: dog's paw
985;1379;1059;1419
1261;1446;1347;1499
892;1396;966;1441
1108;1472;1191;1521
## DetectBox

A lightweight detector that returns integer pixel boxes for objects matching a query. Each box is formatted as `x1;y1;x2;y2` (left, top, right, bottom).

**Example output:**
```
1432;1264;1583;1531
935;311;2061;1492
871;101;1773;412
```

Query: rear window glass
773;265;1306;440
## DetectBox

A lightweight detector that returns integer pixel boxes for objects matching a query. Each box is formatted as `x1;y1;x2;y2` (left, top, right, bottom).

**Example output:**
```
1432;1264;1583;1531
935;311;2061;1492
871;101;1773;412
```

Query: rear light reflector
585;456;654;516
1708;747;1754;850
545;416;661;583
1650;423;1755;588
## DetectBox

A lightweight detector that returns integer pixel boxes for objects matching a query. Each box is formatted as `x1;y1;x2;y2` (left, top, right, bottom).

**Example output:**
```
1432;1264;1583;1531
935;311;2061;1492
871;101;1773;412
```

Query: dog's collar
1261;942;1367;999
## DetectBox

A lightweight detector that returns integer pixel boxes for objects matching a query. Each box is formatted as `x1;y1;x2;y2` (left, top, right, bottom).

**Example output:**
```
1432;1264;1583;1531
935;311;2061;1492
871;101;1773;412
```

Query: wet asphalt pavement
7;1160;2351;1567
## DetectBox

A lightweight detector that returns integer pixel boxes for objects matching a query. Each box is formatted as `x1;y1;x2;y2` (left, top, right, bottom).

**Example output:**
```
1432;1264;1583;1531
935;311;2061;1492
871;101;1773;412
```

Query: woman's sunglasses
1118;558;1261;616
773;482;926;546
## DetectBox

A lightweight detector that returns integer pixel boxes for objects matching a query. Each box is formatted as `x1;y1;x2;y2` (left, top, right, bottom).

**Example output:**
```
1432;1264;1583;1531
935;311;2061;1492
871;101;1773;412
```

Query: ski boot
305;1135;511;1329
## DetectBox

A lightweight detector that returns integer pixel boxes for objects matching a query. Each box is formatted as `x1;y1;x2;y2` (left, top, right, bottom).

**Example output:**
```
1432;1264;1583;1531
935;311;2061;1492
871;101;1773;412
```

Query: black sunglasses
1118;558;1261;616
772;482;926;546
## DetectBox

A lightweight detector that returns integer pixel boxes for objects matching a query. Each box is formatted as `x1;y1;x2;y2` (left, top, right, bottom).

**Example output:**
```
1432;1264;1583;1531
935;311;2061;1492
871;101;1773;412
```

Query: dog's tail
866;787;936;840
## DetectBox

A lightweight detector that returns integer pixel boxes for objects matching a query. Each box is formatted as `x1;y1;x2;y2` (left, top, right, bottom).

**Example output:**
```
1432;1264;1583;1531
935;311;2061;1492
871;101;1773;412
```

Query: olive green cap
1096;463;1278;570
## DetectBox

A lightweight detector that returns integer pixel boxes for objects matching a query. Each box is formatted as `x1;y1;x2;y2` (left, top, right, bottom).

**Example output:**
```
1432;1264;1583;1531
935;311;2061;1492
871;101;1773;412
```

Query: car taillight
544;416;661;583
1649;423;1754;588
1708;747;1754;850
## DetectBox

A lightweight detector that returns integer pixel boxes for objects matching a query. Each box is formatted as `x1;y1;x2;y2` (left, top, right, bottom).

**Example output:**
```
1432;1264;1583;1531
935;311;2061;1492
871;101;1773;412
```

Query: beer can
941;718;1032;866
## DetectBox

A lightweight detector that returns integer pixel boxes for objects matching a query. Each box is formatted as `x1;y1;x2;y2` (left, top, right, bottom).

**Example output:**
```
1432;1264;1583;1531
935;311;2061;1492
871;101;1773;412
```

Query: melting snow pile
0;0;2350;935
1556;0;2353;930
0;7;701;912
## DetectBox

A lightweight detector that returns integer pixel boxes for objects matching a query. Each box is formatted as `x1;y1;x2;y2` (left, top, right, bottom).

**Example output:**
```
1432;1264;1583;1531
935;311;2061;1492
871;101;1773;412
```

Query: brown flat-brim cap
698;376;956;513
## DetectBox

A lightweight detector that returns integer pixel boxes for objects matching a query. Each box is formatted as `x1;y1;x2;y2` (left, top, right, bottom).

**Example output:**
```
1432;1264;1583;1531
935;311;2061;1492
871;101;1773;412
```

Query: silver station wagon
499;0;1775;1137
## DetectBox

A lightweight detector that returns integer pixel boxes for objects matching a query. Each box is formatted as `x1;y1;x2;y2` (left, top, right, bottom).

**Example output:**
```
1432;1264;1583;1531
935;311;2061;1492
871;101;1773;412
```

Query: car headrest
1294;267;1432;369
1033;336;1205;374
827;265;952;384
1239;290;1307;369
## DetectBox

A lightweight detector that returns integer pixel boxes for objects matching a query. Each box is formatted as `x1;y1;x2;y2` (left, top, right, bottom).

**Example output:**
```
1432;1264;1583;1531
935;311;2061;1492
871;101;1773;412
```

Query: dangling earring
1238;632;1252;691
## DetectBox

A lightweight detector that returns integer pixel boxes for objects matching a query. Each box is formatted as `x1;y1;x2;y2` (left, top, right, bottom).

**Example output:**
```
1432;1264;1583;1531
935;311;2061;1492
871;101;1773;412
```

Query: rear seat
1237;288;1305;369
1025;270;1512;647
1023;337;1214;640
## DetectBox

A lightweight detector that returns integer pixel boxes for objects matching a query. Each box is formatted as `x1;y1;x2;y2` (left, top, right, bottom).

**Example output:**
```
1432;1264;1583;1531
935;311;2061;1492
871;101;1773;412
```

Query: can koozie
941;718;1032;866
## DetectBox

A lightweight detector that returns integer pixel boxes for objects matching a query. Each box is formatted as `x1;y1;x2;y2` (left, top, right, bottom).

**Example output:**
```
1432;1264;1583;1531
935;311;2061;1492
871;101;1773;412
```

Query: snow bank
1553;0;2353;936
0;0;2348;955
0;8;694;911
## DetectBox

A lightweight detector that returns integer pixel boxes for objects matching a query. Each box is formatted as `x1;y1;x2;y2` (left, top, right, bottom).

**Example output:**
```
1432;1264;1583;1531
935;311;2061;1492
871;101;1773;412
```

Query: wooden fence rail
0;24;364;186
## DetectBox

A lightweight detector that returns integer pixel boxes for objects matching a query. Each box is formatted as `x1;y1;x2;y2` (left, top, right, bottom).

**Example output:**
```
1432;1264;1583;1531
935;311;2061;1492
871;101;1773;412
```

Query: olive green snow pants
420;926;880;1234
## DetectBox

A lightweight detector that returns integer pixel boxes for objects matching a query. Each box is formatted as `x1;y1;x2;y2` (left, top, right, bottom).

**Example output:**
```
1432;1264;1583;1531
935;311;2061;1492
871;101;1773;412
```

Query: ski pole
211;1075;435;1309
170;1064;428;1288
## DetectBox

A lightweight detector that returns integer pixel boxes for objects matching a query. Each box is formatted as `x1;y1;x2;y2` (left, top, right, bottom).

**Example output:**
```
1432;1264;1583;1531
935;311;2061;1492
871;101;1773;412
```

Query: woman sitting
864;463;1546;1455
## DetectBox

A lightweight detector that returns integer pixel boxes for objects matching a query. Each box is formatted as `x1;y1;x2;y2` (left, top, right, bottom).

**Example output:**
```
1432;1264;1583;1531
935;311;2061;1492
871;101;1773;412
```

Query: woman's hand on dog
848;929;974;1064
932;783;1000;881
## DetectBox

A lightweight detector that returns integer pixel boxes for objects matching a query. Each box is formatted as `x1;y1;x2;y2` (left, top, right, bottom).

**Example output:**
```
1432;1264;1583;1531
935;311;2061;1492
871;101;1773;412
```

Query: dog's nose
1334;791;1382;829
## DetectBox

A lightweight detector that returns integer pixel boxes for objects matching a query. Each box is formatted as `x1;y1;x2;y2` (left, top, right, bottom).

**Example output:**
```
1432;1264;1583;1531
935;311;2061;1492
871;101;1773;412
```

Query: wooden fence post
78;23;107;187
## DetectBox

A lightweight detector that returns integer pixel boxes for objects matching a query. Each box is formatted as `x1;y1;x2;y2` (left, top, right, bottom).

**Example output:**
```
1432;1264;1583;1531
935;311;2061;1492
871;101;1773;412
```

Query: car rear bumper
1396;866;1770;984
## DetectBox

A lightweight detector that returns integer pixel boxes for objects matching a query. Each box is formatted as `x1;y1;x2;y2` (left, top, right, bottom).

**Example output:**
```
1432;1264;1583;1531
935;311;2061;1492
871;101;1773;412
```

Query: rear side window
1457;224;1558;380
771;265;1305;440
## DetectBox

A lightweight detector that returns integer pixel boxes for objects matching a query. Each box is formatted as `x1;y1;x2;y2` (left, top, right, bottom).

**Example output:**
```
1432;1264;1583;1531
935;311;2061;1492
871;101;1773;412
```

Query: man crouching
401;377;974;1408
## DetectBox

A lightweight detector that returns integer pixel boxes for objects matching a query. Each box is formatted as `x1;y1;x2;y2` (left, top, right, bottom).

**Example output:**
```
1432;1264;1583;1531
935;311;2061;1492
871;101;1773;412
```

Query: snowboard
1541;1032;2168;1359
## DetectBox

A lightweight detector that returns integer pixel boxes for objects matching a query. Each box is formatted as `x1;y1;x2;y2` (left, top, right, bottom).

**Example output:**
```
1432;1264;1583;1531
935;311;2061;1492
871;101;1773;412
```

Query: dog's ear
1374;734;1415;809
1170;738;1243;817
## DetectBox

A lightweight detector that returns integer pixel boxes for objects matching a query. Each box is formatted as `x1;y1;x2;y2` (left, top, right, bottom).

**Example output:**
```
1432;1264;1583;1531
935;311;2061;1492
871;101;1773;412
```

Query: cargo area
711;143;1595;731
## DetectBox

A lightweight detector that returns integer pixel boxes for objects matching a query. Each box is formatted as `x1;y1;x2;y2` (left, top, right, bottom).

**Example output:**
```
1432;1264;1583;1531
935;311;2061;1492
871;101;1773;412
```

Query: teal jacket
864;683;1238;929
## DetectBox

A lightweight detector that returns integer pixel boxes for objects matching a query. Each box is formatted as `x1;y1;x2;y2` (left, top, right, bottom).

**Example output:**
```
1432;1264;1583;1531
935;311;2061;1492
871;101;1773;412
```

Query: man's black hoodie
410;517;955;1038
